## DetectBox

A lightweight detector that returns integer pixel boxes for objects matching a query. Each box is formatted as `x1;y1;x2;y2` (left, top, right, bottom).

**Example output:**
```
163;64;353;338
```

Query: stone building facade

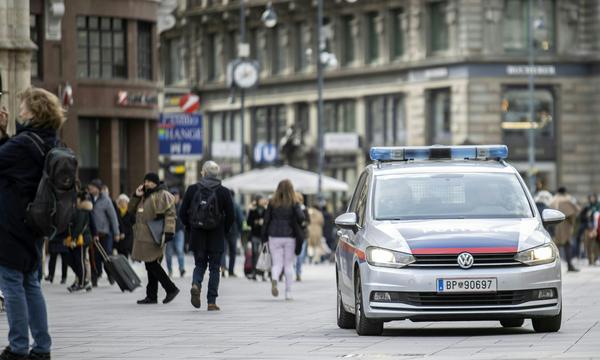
0;0;35;135
30;0;161;194
174;0;600;205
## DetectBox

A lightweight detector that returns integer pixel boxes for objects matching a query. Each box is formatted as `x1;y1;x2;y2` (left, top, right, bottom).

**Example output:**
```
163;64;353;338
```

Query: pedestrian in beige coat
129;172;180;304
550;187;580;272
307;206;324;263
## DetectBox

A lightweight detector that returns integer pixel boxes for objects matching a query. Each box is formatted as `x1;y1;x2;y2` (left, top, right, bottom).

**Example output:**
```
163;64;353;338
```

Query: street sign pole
527;0;537;193
316;0;324;202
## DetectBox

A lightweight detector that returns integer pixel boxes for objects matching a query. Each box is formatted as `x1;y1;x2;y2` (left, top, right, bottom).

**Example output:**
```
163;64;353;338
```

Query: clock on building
232;60;259;89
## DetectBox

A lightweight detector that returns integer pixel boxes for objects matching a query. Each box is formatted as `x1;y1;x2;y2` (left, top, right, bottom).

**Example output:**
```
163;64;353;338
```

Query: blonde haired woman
0;87;66;359
262;180;305;300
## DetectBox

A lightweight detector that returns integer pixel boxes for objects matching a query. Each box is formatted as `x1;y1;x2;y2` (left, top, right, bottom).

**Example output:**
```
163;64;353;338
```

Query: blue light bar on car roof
369;145;508;162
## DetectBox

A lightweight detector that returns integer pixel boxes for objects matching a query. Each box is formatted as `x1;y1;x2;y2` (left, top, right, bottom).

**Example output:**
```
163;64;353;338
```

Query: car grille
373;291;532;307
409;253;521;268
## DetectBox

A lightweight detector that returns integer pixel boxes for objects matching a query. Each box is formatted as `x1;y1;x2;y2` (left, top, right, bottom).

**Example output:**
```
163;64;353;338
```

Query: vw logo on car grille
457;252;474;269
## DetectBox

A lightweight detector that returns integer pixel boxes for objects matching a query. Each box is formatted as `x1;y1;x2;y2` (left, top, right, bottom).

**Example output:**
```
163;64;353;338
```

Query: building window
324;100;356;132
294;22;310;72
390;8;404;59
503;0;555;52
367;94;406;146
252;105;287;146
77;16;127;79
341;15;355;66
427;88;451;145
296;102;310;135
78;118;100;184
429;1;449;53
137;22;153;80
206;33;218;81
165;38;186;85
501;87;555;160
30;14;42;79
272;25;287;75
227;30;239;63
365;12;379;64
209;111;241;142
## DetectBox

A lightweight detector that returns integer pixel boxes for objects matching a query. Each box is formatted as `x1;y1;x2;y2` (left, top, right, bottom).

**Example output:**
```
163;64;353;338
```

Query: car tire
532;310;562;333
337;286;355;329
354;273;383;336
500;318;524;328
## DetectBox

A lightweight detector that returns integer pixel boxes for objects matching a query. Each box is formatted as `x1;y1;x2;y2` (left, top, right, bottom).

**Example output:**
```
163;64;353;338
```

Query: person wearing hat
129;173;180;305
87;179;121;287
164;188;185;278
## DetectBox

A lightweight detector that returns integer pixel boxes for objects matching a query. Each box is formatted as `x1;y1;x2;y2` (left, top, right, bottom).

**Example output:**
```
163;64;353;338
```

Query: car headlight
366;247;415;268
514;243;557;266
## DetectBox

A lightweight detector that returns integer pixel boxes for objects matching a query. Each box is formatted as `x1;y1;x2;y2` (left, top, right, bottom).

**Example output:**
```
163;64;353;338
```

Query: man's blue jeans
0;265;51;355
295;240;307;276
165;230;185;274
192;251;222;304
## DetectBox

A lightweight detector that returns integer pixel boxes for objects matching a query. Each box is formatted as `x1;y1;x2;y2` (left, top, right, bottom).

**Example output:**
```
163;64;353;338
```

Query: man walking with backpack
180;161;234;311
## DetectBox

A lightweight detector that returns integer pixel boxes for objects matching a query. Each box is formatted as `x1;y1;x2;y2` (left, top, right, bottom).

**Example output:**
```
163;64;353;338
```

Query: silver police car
335;145;565;336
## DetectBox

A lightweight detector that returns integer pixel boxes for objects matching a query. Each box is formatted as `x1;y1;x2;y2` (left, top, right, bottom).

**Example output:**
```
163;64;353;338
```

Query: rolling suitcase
244;242;253;278
94;238;141;292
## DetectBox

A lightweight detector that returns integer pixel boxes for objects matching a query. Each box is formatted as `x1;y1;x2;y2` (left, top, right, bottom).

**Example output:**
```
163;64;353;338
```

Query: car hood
365;218;548;255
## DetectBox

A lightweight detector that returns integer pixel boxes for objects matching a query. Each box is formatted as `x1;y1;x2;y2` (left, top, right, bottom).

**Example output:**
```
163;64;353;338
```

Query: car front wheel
354;273;383;336
337;285;355;329
532;310;561;333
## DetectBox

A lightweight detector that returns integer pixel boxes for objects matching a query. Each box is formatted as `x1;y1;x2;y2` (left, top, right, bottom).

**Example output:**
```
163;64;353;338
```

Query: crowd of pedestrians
535;185;600;271
0;87;339;360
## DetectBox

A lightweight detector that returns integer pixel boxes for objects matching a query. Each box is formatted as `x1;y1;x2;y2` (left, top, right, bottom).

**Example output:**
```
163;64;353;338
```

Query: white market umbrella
222;165;349;195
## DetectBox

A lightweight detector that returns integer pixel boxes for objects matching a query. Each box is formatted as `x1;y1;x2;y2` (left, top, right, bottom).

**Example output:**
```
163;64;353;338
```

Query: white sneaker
285;292;293;301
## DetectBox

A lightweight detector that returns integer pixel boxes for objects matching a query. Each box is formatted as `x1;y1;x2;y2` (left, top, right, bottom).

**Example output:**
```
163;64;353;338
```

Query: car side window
356;177;370;227
348;171;367;213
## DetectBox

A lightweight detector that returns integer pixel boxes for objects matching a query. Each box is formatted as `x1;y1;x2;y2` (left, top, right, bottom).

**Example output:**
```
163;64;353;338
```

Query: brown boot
207;303;221;311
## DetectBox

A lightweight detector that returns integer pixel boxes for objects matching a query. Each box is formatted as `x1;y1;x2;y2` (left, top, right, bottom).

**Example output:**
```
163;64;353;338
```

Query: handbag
147;218;165;247
256;243;272;272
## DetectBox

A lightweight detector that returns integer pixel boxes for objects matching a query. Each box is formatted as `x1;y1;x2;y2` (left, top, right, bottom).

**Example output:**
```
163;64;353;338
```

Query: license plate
437;278;497;293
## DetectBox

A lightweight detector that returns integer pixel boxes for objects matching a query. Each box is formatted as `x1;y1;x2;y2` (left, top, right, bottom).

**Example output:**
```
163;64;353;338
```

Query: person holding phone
129;173;179;305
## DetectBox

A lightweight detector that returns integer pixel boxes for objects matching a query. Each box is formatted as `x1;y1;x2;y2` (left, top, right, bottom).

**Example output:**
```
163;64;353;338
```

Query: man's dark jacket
179;176;234;253
0;124;57;272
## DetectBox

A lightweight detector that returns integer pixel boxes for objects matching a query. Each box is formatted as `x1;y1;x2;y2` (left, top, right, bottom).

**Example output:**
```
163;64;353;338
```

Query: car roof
370;160;517;176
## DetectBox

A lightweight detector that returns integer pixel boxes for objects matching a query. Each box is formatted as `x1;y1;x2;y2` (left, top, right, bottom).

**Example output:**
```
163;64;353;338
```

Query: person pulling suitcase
129;173;180;305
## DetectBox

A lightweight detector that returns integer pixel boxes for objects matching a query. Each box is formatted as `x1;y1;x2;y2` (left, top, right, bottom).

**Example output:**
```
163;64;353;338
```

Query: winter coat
68;199;95;248
179;176;234;253
129;184;176;262
308;208;324;248
92;192;120;237
116;207;134;255
247;205;266;238
0;124;58;272
262;203;305;241
227;201;244;239
550;194;579;246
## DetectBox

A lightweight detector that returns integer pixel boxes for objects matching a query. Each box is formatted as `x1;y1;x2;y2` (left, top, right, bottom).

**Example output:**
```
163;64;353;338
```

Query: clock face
233;61;259;89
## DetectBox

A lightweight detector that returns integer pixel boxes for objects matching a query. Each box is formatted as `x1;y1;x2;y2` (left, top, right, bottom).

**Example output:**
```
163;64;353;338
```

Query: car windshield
373;172;533;220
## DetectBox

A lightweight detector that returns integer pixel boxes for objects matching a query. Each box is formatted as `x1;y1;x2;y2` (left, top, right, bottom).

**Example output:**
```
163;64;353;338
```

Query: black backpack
189;184;222;230
24;132;78;239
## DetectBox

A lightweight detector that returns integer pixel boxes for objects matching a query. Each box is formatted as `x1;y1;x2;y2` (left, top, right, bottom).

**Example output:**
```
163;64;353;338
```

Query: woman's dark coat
0;124;57;272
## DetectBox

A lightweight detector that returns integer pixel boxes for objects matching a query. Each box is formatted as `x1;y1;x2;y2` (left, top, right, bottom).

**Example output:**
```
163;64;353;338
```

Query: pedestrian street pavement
1;256;600;359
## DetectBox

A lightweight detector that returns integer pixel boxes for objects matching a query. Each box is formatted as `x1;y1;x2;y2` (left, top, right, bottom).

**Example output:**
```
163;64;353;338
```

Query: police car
335;145;565;336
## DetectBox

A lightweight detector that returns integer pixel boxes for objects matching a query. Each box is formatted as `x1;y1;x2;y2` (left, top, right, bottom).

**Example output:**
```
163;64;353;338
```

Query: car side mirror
542;209;565;226
335;212;358;232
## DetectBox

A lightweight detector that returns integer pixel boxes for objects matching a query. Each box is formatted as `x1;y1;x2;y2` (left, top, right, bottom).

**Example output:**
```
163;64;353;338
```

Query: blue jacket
0;124;58;272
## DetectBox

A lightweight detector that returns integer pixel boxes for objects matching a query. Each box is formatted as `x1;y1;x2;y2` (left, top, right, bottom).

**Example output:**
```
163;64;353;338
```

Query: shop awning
221;165;349;195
